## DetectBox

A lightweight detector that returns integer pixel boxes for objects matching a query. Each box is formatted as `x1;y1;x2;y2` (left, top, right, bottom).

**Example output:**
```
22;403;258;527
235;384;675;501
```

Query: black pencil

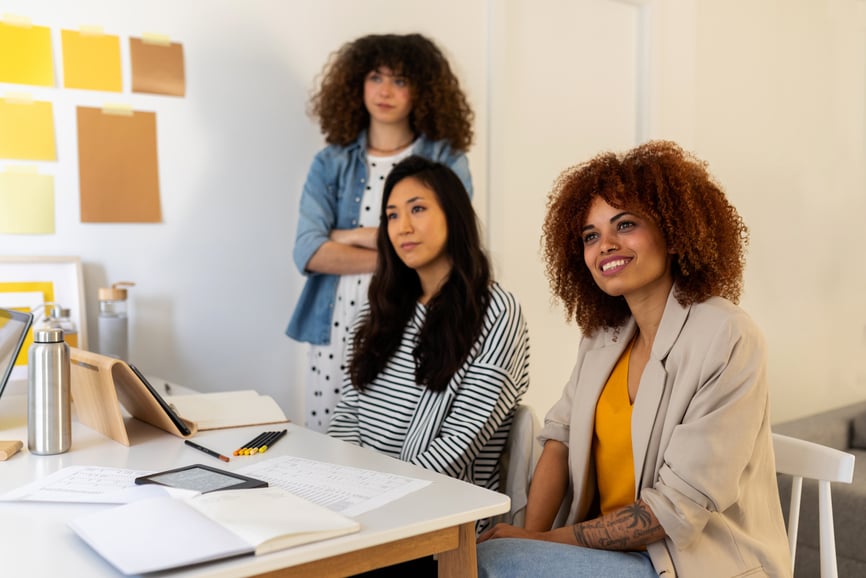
233;432;271;456
184;439;230;462
258;429;287;454
248;431;279;454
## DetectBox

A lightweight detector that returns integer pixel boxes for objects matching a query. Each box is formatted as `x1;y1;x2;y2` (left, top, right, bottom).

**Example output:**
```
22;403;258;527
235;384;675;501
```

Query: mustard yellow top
593;338;636;516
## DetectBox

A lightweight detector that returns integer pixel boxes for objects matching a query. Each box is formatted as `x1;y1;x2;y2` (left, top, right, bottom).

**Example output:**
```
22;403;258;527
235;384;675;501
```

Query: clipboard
69;348;197;446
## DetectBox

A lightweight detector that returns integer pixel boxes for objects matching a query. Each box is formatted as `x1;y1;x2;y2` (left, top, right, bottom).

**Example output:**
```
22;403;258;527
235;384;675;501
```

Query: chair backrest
772;433;855;578
497;404;542;526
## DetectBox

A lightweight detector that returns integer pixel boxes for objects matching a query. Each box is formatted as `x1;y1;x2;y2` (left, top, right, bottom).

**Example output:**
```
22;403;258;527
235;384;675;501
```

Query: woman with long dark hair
286;33;474;433
329;156;529;507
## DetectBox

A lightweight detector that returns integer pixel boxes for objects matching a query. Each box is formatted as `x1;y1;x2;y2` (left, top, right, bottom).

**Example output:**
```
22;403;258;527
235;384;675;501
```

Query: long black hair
349;156;491;392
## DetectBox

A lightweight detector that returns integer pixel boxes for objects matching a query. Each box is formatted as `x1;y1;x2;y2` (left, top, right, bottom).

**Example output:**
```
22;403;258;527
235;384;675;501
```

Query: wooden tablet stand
69;348;196;446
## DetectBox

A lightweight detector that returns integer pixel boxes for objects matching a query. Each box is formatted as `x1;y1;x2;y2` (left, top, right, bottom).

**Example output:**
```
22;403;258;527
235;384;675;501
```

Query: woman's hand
330;227;378;249
477;523;545;544
306;228;378;275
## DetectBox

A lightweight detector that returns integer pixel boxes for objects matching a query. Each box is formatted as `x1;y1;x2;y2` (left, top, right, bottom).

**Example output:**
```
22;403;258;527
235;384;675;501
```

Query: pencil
184;439;230;462
243;431;277;455
246;431;278;454
233;432;270;456
258;429;287;454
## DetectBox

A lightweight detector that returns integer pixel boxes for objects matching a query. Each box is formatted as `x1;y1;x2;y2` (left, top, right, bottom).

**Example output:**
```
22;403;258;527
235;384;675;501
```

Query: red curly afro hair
309;33;473;151
542;140;749;336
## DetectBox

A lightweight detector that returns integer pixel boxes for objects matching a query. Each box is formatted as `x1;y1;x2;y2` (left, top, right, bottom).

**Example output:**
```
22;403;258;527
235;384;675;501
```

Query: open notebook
69;486;361;574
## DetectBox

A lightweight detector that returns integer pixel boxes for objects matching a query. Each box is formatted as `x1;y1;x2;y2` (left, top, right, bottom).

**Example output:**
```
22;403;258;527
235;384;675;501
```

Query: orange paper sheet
0;170;55;233
77;106;162;223
0;98;57;160
130;37;186;97
61;29;122;92
0;22;54;86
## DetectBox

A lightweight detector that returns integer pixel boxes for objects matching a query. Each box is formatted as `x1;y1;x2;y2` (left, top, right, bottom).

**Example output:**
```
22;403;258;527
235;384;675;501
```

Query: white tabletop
0;392;508;577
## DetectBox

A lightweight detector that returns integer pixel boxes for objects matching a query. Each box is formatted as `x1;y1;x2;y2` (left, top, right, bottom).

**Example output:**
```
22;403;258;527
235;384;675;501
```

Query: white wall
490;0;866;424
0;0;488;423
692;0;866;421
2;0;864;424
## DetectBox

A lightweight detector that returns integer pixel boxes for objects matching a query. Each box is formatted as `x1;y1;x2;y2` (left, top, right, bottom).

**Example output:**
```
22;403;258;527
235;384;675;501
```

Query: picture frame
0;256;88;380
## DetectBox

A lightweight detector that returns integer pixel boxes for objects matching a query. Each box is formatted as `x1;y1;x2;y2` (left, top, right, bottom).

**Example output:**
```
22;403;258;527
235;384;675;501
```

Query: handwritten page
2;459;428;514
237;456;430;517
0;465;191;503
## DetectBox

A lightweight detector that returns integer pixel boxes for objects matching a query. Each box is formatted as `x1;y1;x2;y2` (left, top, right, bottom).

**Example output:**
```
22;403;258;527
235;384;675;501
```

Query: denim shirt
286;131;473;344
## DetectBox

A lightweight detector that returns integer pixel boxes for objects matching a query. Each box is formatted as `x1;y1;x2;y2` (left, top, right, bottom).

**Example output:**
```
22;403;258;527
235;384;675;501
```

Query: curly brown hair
542;140;749;336
309;33;474;151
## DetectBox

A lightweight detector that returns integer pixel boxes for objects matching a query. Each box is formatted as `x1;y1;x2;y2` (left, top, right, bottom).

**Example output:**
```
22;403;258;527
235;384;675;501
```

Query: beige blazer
539;289;791;577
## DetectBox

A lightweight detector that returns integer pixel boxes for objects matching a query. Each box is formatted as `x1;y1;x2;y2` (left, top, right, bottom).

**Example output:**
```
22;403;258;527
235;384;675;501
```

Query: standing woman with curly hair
477;141;791;577
286;34;474;433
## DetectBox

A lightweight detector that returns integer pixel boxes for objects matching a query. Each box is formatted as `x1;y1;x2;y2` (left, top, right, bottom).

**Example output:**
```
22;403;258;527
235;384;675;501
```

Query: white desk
0;392;508;578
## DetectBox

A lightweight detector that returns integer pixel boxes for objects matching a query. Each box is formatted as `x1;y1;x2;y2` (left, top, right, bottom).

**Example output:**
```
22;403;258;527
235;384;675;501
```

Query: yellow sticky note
0;98;56;160
61;29;122;92
0;171;55;234
0;22;55;86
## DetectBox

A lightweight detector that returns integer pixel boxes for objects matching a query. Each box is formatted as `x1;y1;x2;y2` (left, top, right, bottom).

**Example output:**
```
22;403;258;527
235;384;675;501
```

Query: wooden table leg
437;522;477;578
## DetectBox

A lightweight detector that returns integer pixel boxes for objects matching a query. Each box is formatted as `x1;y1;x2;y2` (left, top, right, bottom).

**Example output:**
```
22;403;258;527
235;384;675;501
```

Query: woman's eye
386;212;397;220
617;221;636;231
411;205;425;214
368;73;382;83
394;77;408;87
582;232;598;244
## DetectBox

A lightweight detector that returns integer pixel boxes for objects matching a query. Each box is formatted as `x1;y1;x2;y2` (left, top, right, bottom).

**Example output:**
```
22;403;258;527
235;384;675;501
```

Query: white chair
497;404;542;526
773;433;856;577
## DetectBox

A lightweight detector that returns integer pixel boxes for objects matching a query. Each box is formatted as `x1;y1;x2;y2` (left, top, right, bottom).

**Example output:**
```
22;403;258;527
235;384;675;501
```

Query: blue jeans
477;538;658;578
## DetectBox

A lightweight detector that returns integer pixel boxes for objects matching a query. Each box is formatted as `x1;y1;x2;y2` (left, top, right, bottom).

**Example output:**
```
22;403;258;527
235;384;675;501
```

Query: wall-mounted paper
0;97;57;160
130;36;186;97
0;170;55;234
77;106;162;223
61;28;122;92
0;21;54;86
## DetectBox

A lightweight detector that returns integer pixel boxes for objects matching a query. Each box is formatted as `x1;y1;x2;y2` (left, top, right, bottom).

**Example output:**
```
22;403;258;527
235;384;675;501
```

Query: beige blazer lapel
632;289;691;491
568;323;635;521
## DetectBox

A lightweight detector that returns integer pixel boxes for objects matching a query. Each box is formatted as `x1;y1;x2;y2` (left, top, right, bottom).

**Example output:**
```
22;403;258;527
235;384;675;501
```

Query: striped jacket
328;282;530;496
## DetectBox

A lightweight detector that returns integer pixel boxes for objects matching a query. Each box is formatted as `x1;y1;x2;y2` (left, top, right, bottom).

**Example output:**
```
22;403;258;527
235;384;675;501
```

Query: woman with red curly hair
477;141;791;577
286;34;474;433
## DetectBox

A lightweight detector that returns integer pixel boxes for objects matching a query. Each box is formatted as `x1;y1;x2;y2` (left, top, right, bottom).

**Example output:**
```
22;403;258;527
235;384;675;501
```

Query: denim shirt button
351;220;357;225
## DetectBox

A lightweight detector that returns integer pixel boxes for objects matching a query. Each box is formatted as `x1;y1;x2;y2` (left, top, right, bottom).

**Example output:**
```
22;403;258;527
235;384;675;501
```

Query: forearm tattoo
572;501;665;550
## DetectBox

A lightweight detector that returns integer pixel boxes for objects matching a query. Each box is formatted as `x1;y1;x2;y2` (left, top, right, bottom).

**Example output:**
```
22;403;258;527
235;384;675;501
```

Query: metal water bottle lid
34;327;64;343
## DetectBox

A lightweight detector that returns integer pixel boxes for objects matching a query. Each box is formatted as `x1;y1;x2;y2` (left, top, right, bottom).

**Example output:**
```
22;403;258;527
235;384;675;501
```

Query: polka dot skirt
304;144;415;433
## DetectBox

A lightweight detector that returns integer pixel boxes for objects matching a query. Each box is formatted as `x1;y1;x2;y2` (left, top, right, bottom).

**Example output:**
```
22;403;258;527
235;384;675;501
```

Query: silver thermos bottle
27;327;71;455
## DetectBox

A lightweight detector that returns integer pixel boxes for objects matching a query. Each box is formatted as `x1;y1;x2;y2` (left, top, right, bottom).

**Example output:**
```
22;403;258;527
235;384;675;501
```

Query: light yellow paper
0;98;57;160
0;171;55;234
61;29;122;92
0;22;54;86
